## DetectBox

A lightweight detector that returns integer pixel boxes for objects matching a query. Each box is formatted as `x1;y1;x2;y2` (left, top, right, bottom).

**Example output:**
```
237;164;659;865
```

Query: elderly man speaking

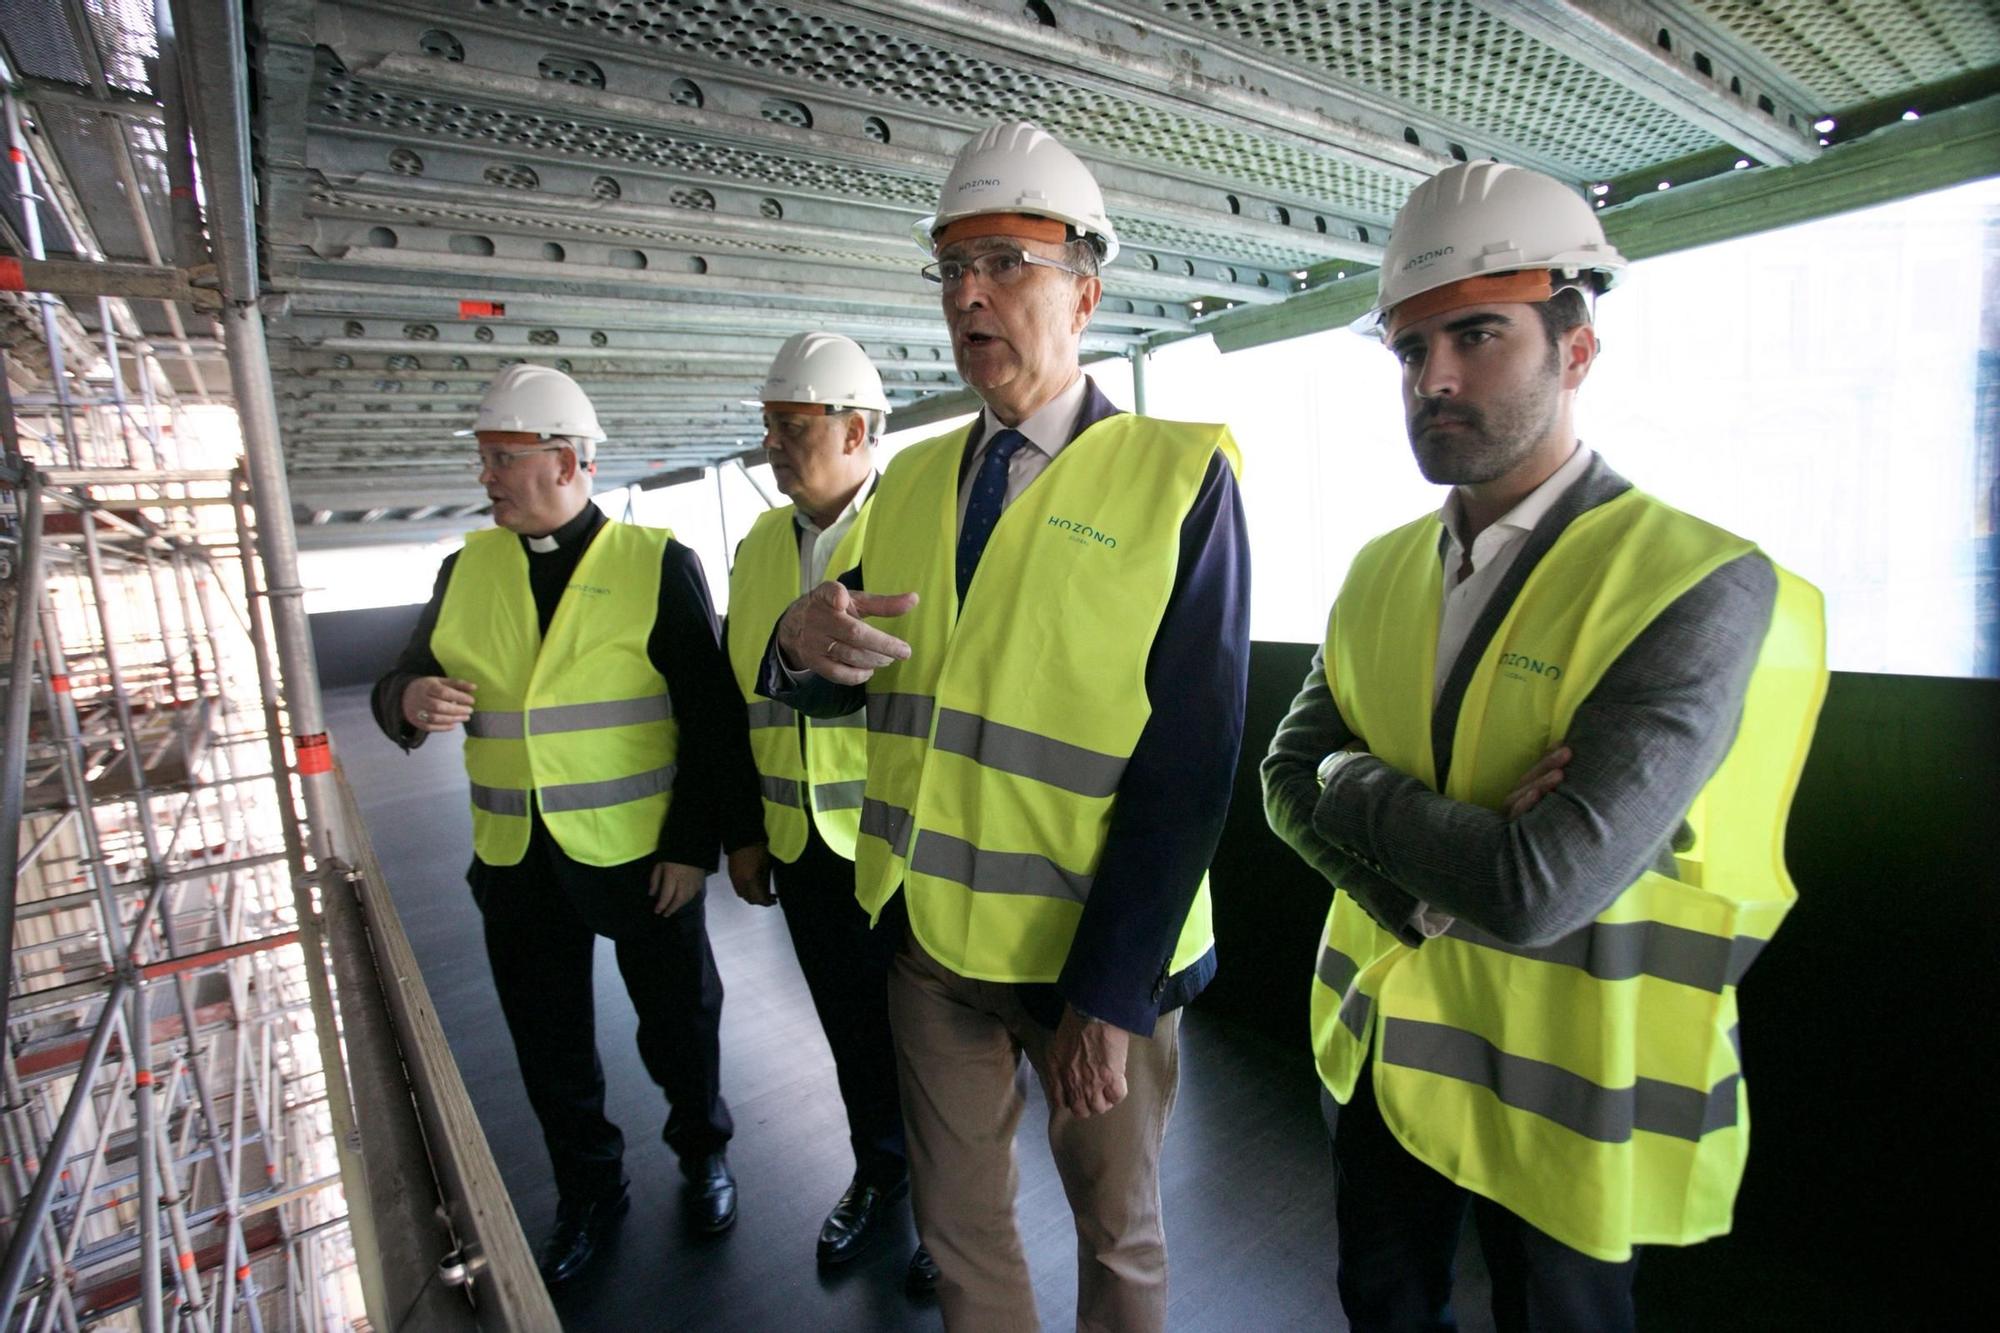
755;122;1251;1330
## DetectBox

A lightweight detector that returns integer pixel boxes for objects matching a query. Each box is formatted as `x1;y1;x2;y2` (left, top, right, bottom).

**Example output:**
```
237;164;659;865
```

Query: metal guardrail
328;767;558;1330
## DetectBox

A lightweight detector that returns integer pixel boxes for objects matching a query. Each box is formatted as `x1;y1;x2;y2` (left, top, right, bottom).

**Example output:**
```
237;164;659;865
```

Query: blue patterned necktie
956;428;1029;602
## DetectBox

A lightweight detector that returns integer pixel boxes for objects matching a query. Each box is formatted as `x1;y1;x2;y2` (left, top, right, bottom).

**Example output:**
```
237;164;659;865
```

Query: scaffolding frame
2;7;551;1328
1;346;349;1329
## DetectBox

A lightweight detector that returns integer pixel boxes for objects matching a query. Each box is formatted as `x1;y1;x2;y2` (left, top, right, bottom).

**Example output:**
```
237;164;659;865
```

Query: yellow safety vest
854;413;1240;983
1311;488;1827;1261
726;500;872;863
432;522;679;868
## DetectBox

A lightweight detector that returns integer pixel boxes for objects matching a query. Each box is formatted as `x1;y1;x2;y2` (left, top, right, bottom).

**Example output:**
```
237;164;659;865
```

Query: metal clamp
436;1247;486;1288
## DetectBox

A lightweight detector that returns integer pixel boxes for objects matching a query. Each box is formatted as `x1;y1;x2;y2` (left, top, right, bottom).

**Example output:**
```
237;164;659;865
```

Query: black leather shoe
816;1175;909;1266
537;1185;629;1287
684;1152;737;1233
905;1244;939;1296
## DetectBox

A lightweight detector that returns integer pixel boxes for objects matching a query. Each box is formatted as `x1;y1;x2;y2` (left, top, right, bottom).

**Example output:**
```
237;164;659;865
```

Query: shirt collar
797;472;876;539
1440;443;1594;554
975;371;1088;461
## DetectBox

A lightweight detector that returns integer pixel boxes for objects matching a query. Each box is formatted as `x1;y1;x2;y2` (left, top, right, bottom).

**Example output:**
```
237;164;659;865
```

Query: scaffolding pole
4;92;82;469
0;974;133;1317
2;470;46;1036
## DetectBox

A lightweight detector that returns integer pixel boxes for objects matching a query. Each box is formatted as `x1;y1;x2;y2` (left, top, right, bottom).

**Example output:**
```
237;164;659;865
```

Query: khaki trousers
887;931;1181;1333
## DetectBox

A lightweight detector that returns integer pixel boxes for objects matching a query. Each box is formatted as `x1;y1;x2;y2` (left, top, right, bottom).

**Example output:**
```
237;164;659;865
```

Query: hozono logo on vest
1497;651;1563;682
1045;514;1118;549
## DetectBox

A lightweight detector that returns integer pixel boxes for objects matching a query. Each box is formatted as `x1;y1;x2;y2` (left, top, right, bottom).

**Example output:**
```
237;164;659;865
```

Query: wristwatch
1317;749;1364;787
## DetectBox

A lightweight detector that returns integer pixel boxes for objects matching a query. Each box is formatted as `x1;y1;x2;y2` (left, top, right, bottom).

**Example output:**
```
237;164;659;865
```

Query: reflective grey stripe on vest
533;695;673;734
467;694;672;740
1315;943;1372;1041
469;782;529;816
1317;943;1360;995
815;709;866;729
867;692;934;739
909;830;1092;905
1381;1017;1740;1145
860;798;914;858
1445;918;1768;994
760;775;801;807
464;711;525;740
931;709;1125;798
746;700;797;729
813;780;867;812
539;763;677;814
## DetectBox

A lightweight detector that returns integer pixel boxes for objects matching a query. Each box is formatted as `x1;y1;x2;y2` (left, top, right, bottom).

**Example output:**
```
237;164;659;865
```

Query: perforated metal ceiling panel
1688;0;2000;105
1132;0;1727;177
1;0;96;86
256;0;1417;517
2;0;1995;540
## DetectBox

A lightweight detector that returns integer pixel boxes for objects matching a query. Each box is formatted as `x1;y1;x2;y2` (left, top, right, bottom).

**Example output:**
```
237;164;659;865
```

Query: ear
1559;324;1598;390
842;411;869;456
1071;274;1103;334
558;445;592;483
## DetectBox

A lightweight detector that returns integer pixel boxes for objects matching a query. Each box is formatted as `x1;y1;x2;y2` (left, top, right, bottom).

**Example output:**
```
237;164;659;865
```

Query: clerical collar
522;504;598;554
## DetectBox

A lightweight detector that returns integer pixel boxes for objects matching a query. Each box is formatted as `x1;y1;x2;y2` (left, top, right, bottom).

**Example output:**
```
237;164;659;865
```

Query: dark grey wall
311;603;425;690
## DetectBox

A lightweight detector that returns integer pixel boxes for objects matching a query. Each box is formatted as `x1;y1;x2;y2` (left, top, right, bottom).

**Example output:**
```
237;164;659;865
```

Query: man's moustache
1413;404;1481;430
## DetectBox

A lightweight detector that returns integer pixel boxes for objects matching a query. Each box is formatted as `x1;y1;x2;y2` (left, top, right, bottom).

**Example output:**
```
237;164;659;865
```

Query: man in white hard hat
1262;161;1827;1330
372;363;767;1285
753;122;1251;1329
722;332;934;1289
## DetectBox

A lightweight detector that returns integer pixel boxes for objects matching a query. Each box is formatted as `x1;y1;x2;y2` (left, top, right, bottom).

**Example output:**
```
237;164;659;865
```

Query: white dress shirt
1433;442;1594;702
796;474;874;591
955;372;1089;525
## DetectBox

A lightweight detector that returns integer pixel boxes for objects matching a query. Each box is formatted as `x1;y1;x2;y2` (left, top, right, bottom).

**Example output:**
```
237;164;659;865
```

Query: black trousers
1322;1068;1638;1333
472;819;732;1205
775;820;906;1188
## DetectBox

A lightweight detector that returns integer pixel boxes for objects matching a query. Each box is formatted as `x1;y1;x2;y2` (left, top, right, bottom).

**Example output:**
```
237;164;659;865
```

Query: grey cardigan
1261;455;1778;948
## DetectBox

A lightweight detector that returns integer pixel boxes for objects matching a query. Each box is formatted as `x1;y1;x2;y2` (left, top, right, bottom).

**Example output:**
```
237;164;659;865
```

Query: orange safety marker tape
138;929;301;981
294;733;332;776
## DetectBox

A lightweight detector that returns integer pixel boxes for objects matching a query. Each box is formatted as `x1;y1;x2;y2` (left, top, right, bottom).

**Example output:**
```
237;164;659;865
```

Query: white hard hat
914;120;1120;263
458;363;606;444
1360;160;1626;335
755;331;893;415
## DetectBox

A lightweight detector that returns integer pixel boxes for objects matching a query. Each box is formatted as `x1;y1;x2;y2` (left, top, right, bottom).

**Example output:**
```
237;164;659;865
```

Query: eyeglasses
921;247;1088;290
472;443;569;473
763;406;844;438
